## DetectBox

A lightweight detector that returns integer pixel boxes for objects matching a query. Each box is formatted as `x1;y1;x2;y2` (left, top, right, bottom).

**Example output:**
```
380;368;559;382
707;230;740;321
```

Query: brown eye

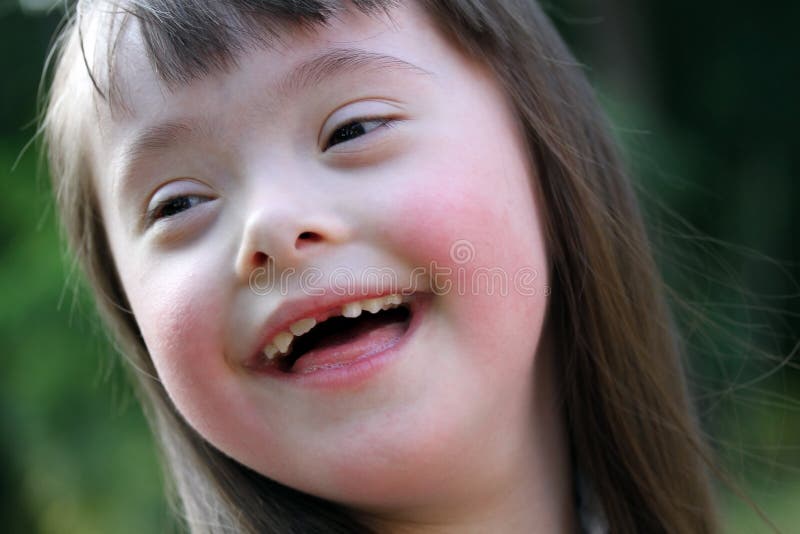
148;195;211;223
325;118;391;150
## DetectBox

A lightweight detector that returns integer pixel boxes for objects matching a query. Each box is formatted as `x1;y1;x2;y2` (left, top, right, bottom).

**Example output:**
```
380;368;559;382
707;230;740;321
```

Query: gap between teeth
263;294;406;361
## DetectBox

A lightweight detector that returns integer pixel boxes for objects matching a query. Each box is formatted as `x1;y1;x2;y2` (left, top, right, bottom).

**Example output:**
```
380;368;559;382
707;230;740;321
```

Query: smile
248;292;428;381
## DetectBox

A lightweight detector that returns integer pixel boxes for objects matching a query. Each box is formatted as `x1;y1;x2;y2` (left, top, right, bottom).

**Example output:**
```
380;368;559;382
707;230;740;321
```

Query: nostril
253;251;269;266
296;231;323;249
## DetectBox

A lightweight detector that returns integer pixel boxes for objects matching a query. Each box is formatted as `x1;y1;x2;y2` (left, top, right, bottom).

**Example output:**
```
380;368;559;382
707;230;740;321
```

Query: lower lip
251;296;431;390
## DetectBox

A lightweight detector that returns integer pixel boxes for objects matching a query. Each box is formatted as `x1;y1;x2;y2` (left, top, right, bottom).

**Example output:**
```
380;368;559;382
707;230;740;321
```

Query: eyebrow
118;48;432;184
279;48;432;94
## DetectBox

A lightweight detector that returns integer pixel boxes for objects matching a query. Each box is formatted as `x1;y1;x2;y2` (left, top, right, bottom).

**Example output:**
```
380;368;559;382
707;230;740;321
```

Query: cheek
391;138;548;294
132;265;218;355
123;258;237;428
382;142;550;361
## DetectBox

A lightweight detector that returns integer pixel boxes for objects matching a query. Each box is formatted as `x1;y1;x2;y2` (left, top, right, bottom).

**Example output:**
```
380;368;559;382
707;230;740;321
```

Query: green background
2;0;798;532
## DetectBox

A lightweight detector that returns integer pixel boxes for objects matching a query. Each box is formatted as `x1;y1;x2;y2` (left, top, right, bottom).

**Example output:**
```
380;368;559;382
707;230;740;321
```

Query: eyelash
324;117;394;150
146;194;212;225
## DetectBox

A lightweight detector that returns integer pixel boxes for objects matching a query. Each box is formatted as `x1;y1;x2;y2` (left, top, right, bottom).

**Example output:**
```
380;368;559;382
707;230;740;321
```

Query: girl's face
92;1;560;521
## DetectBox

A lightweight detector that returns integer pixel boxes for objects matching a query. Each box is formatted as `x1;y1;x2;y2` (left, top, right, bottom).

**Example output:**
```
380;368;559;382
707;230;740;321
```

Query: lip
246;288;423;365
246;291;430;389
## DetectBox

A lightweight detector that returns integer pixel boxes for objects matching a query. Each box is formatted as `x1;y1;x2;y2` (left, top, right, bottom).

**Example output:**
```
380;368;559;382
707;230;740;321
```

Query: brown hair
44;1;720;532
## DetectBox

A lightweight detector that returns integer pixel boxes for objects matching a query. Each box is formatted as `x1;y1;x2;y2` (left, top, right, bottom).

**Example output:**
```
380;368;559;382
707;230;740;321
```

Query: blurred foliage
1;0;798;533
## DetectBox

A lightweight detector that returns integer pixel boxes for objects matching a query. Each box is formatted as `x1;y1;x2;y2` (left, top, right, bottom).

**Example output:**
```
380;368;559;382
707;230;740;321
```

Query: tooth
381;294;401;310
290;318;316;336
263;343;280;360
273;331;293;353
362;297;383;314
342;302;362;318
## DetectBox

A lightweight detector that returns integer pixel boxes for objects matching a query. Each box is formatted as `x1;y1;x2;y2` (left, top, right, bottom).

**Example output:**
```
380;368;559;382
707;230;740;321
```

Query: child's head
45;1;718;532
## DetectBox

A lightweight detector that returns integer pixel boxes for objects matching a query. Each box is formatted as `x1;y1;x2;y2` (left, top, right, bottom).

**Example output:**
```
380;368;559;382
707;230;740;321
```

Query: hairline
85;0;402;110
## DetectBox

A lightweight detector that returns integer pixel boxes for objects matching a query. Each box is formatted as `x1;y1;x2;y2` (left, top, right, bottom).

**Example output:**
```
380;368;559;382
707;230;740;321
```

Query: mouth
252;293;420;375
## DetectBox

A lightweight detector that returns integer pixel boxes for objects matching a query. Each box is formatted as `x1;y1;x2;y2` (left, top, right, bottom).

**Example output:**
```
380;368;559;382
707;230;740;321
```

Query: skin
89;3;574;532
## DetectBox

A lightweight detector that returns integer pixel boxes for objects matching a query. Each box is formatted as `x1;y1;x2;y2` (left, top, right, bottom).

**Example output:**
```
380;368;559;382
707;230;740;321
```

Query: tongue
290;314;408;374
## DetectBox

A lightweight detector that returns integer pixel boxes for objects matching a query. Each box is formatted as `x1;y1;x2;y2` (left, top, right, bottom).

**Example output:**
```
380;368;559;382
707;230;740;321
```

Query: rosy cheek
128;264;228;398
382;152;549;357
388;180;495;263
391;173;544;278
134;285;267;452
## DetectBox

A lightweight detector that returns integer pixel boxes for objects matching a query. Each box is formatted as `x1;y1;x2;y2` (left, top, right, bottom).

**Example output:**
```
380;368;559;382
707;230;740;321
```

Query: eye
146;194;212;224
324;118;392;150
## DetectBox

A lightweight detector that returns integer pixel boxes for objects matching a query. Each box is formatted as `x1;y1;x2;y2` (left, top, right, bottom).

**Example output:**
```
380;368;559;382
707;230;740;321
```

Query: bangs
84;0;396;96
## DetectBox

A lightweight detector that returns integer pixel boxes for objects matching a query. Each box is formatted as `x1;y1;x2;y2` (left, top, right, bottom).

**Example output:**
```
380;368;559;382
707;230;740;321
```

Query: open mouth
259;294;415;374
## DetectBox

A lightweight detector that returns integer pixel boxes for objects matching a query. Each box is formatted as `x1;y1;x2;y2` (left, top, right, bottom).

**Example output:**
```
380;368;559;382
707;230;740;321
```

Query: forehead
95;0;395;88
103;3;430;116
83;0;451;123
84;0;473;192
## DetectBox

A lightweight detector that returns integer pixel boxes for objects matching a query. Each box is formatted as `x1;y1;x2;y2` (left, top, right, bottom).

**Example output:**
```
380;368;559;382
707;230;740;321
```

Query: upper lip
248;288;416;365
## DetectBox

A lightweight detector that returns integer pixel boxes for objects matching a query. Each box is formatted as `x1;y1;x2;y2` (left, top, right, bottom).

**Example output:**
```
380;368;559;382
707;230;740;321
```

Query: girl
44;0;720;532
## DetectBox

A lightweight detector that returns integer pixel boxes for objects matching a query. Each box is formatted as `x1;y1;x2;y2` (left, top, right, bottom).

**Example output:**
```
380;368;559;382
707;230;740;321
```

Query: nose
234;207;351;283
